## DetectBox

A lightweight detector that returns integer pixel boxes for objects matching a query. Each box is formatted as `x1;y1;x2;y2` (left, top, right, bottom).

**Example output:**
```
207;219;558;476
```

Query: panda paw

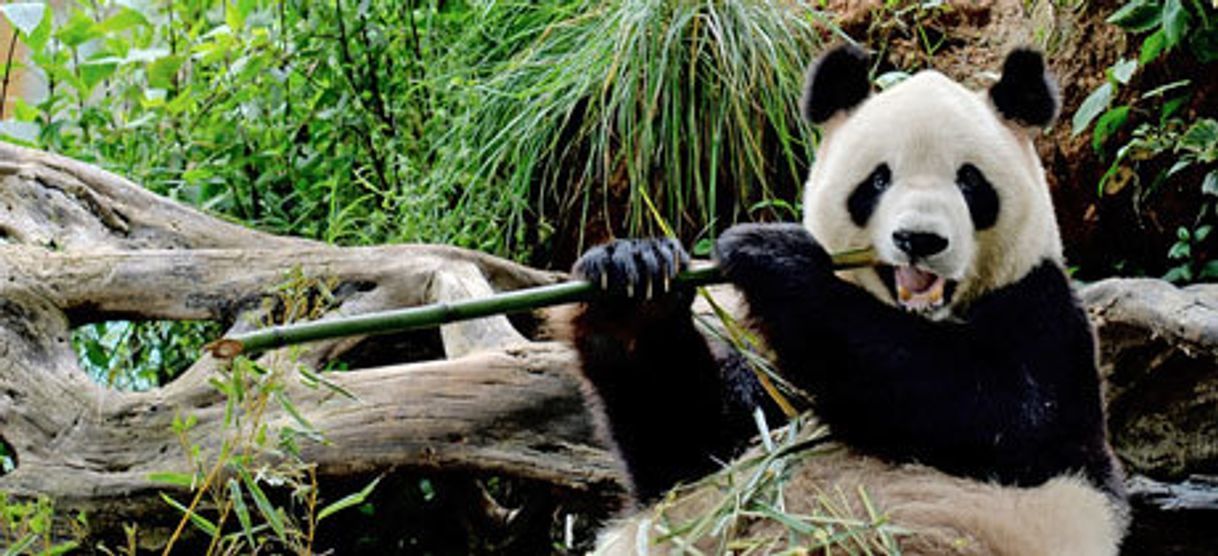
572;237;693;320
714;223;833;289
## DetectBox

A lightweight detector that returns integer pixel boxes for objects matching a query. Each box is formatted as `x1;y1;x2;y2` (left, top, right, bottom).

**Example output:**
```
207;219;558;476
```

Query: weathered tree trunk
0;143;625;547
0;142;1216;549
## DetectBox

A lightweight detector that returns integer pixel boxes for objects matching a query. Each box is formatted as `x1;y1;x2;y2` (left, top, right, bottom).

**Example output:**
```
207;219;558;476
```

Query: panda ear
989;48;1060;128
801;44;871;124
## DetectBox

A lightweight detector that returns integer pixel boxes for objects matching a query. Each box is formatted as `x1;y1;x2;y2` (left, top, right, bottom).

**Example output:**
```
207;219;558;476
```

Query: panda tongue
895;266;938;294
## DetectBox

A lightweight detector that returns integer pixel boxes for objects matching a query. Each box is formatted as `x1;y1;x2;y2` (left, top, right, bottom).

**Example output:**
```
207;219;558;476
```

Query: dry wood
0;142;624;546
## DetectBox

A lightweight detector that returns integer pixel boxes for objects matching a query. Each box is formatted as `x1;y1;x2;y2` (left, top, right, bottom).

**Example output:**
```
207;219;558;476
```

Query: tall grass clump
437;0;829;264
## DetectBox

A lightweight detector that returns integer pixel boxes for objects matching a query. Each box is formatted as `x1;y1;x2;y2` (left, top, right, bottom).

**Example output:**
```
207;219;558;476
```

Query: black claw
572;237;691;302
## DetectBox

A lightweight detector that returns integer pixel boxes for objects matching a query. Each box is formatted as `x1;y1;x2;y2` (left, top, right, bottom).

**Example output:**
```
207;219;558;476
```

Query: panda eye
956;163;999;230
847;163;891;226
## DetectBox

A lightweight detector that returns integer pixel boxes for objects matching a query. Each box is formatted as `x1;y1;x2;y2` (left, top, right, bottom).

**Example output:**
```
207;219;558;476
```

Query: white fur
803;71;1063;314
593;448;1127;556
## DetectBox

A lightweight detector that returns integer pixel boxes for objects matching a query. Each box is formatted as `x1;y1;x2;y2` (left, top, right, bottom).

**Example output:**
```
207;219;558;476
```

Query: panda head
800;45;1064;319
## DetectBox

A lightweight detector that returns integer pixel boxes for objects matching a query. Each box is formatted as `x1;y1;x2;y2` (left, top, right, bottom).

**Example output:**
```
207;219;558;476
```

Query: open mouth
876;265;956;313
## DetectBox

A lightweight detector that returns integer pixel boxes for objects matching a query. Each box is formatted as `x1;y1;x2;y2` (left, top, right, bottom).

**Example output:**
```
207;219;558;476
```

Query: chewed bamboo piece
207;246;877;359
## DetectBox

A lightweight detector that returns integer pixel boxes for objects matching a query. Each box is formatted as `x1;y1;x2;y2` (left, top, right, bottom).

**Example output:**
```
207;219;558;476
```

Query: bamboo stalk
207;247;876;358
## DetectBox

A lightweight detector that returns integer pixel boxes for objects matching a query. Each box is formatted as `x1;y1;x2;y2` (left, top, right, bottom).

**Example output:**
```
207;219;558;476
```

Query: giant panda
566;45;1129;554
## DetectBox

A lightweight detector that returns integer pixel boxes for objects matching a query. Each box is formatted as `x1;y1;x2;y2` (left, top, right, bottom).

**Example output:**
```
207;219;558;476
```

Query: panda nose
892;230;948;258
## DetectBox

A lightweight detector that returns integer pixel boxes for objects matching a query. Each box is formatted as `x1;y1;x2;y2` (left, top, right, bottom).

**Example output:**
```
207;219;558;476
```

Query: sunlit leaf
1109;58;1137;85
1202;171;1218;197
317;476;382;522
0;3;46;37
147;471;196;488
1072;83;1113;137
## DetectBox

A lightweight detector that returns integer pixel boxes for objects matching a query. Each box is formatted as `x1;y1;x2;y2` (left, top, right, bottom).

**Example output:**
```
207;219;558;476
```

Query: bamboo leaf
227;478;256;547
240;469;286;540
2;533;38;556
317;476;382;522
160;493;217;537
147;471;196;488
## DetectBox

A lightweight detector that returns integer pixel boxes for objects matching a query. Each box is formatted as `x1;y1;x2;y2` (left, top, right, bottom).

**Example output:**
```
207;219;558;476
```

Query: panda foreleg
569;238;768;502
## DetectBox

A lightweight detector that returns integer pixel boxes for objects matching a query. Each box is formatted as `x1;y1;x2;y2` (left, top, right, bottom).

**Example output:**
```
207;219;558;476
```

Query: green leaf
1178;119;1218;156
1169;241;1191;260
2;533;38;556
1141;79;1190;99
0;3;47;37
160;493;217;536
96;7;148;33
273;390;317;435
1199;260;1218;279
1163;265;1192;283
318;476;382;522
147;471;196;488
1162;95;1189;122
1195;225;1212;243
55;10;100;48
1107;0;1163;32
1203;170;1218;197
240;469;286;540
148;55;185;89
1072;83;1114;137
79;61;117;92
1093;105;1130;152
1140;28;1169;64
1189;19;1218;63
1109;58;1137;84
1161;0;1190;50
227;479;256;547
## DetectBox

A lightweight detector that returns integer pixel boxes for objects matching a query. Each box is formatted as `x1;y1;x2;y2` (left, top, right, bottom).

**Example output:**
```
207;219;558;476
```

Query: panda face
803;70;1063;318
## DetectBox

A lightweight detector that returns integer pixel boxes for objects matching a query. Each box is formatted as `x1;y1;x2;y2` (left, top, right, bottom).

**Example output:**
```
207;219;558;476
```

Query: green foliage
0;0;493;247
0;492;85;556
157;273;374;554
434;0;825;256
1073;0;1217;282
72;320;221;391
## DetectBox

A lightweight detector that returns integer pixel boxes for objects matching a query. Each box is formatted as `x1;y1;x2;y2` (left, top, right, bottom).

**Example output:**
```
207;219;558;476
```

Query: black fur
713;223;1125;499
570;238;779;502
957;163;1000;230
989;48;1060;128
846;163;891;227
801;44;871;124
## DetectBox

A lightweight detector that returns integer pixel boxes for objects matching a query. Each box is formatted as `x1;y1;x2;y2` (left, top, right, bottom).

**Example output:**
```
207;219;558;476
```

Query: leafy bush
1072;0;1218;282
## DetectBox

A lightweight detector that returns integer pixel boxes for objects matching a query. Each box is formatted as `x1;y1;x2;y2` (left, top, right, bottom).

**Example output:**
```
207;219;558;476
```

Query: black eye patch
847;163;891;226
956;163;999;230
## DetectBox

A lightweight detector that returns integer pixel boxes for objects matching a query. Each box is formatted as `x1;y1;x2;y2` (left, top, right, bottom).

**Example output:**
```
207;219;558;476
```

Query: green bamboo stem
207;247;875;359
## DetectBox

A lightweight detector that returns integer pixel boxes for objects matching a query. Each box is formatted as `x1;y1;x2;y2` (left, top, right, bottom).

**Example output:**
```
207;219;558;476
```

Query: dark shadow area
0;435;15;476
311;471;620;555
